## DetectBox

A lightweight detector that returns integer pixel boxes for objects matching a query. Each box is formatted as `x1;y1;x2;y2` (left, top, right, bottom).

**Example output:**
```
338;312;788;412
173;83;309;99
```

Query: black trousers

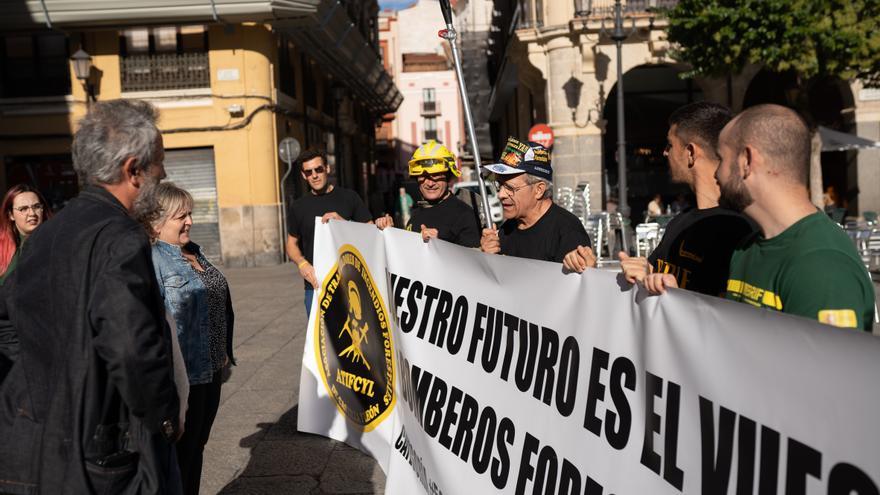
176;370;222;495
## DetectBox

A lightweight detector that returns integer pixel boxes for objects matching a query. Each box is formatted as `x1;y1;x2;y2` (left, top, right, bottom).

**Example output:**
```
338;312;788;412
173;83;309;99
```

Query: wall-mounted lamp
563;75;605;131
71;48;95;102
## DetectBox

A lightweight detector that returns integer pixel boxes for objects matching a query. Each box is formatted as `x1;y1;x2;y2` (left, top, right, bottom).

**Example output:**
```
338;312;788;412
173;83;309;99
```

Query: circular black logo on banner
314;244;395;431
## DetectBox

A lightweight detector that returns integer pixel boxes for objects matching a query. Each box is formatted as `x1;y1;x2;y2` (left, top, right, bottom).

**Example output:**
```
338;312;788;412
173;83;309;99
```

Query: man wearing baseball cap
480;136;594;265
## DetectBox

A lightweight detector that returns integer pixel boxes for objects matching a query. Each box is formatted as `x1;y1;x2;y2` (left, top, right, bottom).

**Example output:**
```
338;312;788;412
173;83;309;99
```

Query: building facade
481;0;880;219
376;0;465;179
0;0;401;266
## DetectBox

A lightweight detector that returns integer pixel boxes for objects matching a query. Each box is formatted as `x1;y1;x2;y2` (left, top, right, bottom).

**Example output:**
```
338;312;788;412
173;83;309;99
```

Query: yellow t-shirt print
817;309;858;329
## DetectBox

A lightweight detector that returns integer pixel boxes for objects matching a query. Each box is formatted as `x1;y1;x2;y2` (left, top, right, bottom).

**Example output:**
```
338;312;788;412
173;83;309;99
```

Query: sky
379;0;417;11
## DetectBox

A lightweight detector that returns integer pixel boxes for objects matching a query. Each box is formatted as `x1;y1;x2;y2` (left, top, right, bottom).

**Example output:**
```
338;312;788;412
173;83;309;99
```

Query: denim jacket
152;240;235;385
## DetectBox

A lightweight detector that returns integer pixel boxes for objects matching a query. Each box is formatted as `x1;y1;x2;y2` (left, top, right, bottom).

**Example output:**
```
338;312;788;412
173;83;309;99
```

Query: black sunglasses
302;165;326;177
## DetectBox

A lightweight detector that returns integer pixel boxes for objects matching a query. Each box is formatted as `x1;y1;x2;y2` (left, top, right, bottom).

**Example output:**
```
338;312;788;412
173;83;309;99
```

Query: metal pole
611;0;629;217
279;141;294;263
439;0;494;229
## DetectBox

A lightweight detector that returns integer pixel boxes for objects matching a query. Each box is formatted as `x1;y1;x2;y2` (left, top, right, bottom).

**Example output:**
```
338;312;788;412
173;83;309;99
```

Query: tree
664;0;880;208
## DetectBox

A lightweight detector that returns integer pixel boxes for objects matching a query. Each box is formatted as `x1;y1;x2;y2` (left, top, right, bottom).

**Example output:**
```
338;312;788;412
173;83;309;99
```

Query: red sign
528;124;554;149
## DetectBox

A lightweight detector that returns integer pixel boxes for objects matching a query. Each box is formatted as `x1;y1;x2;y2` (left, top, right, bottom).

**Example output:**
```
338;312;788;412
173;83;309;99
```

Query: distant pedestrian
0;184;52;285
398;186;413;227
286;149;374;316
151;182;234;495
646;193;663;220
0;99;182;494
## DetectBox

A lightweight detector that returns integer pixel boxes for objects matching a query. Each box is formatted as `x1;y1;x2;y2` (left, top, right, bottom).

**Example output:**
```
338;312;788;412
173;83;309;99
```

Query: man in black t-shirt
480;137;592;263
286;148;373;315
376;140;480;247
612;102;756;296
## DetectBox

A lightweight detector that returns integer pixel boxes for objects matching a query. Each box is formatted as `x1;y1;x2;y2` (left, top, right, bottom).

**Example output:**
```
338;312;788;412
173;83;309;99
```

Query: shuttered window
163;148;221;263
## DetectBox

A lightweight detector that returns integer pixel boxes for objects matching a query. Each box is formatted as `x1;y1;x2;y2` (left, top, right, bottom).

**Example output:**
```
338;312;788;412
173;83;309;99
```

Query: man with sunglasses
480;137;592;264
286;148;372;315
377;140;480;247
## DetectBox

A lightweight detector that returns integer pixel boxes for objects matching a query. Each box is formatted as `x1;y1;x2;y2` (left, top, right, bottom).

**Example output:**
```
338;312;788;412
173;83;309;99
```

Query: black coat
0;186;181;494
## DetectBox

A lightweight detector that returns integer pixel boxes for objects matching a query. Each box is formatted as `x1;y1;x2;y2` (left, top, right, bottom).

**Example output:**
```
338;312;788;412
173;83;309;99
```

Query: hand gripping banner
298;220;880;495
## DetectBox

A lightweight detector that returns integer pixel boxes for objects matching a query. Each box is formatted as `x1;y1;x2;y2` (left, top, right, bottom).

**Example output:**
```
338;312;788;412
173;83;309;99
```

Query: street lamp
601;0;636;217
70;48;95;102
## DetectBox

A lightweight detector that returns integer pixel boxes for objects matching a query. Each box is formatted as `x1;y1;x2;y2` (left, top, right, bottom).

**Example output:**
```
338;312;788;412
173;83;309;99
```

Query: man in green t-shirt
646;104;875;331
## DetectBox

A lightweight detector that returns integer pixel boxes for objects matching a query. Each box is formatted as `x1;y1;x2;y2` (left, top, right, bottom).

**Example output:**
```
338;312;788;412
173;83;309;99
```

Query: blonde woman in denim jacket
151;182;235;495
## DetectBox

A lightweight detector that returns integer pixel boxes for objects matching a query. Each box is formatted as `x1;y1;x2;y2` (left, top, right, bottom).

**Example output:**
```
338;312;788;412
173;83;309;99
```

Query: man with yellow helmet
377;140;480;247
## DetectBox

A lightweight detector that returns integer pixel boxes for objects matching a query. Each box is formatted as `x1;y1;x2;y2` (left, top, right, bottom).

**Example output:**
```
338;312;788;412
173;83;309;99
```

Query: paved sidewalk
200;264;385;495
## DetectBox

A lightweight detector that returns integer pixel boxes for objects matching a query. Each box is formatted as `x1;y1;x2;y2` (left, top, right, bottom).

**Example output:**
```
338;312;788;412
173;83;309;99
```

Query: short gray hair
525;175;553;200
72;99;161;186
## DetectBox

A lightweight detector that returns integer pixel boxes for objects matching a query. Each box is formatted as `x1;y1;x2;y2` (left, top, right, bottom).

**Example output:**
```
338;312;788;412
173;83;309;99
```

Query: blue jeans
304;287;314;317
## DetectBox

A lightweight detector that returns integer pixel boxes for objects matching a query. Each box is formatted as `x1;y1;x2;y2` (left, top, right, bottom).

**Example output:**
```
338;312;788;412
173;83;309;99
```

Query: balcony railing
121;52;210;92
421;100;441;116
574;0;678;17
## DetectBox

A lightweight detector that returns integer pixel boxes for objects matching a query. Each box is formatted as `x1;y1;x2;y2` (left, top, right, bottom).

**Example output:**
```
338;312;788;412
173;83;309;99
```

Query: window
322;82;336;117
302;53;318;109
0;34;70;98
424;117;438;141
279;37;297;98
422;87;437;115
120;26;207;56
119;26;209;92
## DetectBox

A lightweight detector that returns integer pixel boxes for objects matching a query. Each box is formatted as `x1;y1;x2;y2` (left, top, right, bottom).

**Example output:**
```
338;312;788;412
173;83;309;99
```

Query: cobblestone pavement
201;264;385;495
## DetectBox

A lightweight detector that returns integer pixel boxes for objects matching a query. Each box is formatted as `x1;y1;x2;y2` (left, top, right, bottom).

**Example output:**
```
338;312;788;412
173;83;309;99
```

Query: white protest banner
298;219;880;494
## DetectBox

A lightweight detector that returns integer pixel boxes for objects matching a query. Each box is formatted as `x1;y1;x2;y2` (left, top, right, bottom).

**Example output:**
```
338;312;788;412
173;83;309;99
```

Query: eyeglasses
302;165;326;177
416;173;448;182
13;203;44;214
494;180;532;195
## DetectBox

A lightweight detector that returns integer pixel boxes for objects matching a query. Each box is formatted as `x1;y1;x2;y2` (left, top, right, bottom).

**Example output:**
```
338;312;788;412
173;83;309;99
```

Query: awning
279;0;402;115
0;1;320;29
819;125;880;152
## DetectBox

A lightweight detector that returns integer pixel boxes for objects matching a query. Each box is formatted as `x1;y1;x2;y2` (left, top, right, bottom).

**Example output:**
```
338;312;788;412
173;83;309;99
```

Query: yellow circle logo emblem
314;244;395;431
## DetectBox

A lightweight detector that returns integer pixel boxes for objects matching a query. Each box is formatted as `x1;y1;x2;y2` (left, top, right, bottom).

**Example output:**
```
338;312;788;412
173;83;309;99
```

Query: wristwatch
161;419;176;441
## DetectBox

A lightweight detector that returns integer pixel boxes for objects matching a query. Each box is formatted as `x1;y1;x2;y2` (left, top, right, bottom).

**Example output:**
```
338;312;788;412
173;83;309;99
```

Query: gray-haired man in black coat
0;100;181;494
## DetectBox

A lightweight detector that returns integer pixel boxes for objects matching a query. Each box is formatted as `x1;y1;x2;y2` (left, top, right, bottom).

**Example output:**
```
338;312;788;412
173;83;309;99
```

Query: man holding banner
286;148;373;316
376;140;481;247
479;137;593;264
603;102;756;296
648;104;875;331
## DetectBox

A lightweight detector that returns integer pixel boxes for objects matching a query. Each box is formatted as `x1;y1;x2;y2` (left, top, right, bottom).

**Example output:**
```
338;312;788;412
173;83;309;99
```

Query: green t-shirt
725;212;875;331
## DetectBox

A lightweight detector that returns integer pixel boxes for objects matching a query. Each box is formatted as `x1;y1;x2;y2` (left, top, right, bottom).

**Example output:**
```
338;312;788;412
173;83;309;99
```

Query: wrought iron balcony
121;52;210;92
420;100;441;116
574;0;678;18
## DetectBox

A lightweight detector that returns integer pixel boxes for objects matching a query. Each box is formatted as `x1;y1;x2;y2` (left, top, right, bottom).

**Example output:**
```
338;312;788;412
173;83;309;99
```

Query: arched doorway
603;64;703;223
742;69;857;212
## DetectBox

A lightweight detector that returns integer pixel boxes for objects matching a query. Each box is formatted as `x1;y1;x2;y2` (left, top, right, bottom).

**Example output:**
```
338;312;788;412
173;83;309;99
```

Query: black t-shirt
405;194;481;248
647;206;757;296
287;186;371;268
499;203;591;263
